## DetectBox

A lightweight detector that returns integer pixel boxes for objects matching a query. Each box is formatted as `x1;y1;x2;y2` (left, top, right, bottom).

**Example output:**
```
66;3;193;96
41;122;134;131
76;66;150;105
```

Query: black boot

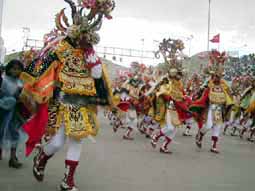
9;147;22;169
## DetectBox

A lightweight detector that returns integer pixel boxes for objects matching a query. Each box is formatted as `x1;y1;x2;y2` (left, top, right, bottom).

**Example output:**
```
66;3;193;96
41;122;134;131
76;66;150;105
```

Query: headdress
55;0;115;45
155;38;185;77
204;50;227;77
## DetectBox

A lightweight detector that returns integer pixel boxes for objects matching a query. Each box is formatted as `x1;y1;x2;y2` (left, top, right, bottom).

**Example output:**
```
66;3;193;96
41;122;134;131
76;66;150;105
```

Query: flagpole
0;0;5;64
207;0;211;52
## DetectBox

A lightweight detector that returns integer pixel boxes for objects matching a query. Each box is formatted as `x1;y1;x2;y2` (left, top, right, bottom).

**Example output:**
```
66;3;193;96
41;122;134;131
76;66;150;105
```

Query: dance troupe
107;41;255;154
0;0;254;191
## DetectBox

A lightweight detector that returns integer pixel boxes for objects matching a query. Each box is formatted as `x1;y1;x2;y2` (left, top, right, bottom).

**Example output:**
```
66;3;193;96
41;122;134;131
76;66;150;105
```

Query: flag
210;34;220;43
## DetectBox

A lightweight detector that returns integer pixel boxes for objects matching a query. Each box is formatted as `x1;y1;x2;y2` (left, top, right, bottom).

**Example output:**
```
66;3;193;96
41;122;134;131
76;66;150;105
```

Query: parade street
0;111;254;191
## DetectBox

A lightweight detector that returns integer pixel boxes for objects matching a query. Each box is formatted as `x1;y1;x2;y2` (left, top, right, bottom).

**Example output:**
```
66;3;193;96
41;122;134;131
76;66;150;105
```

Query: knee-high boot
151;130;164;148
196;131;205;149
33;148;53;182
183;125;192;136
210;136;220;154
59;160;79;191
123;127;134;140
160;137;172;154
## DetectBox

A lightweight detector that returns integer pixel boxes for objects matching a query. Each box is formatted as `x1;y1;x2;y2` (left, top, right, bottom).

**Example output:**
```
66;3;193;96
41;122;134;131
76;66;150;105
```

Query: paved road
1;111;255;191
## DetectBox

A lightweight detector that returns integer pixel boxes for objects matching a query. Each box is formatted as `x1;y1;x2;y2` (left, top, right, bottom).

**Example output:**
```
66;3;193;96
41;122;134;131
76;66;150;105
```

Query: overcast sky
1;0;255;64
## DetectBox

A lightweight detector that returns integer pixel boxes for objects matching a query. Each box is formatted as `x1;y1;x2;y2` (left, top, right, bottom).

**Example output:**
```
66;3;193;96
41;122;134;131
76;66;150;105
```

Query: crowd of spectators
224;54;255;81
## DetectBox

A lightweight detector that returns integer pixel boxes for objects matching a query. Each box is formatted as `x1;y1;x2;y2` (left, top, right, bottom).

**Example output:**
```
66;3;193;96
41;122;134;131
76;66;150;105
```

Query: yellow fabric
50;104;99;140
156;80;184;101
246;100;255;113
156;84;170;97
59;72;97;96
112;94;120;107
55;40;97;96
154;96;166;126
168;109;182;126
102;63;114;106
168;79;184;102
148;106;155;118
20;72;36;85
125;84;140;99
208;79;233;105
246;91;255;113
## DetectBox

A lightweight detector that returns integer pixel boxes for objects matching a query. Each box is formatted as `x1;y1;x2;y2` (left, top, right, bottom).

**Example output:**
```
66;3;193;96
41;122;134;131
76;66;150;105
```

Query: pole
207;0;211;52
0;0;5;64
0;0;3;36
188;35;193;57
141;38;144;63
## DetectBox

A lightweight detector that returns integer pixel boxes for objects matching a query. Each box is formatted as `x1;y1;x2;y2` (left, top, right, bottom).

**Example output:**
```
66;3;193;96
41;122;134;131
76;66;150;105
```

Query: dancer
190;50;233;154
20;1;115;190
150;38;192;154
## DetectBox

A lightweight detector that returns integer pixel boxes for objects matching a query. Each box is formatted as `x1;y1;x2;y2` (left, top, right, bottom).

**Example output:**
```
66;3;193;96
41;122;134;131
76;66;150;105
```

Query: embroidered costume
150;38;194;154
190;50;233;153
20;1;115;190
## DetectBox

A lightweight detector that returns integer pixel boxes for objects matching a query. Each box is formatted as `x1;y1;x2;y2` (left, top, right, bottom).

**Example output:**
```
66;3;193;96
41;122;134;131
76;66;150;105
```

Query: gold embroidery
55;40;97;96
168;80;184;102
211;106;223;124
48;104;98;140
209;85;226;104
59;72;97;96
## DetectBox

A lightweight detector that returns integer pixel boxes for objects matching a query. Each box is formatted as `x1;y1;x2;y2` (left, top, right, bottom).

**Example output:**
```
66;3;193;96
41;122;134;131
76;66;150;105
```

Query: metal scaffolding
22;38;156;60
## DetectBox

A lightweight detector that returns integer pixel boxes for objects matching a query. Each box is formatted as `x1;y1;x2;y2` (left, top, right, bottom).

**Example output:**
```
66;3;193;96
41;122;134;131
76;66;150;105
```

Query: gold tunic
22;40;112;140
55;41;97;96
154;80;184;127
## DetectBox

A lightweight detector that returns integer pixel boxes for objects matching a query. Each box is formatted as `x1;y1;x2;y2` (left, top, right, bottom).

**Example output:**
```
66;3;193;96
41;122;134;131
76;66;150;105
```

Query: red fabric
211;136;218;148
210;34;220;43
163;137;172;149
163;95;172;102
155;130;164;141
190;88;210;109
117;101;130;112
134;97;150;113
175;101;190;122
174;95;193;122
65;160;79;166
189;88;210;129
162;94;192;122
22;103;49;157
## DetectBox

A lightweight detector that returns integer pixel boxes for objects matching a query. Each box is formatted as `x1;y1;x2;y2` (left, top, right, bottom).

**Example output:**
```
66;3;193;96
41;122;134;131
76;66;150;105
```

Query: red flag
210;34;220;43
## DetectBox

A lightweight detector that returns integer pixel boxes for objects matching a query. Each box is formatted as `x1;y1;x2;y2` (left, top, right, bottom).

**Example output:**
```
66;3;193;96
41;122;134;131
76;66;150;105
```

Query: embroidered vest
209;84;226;104
55;40;97;96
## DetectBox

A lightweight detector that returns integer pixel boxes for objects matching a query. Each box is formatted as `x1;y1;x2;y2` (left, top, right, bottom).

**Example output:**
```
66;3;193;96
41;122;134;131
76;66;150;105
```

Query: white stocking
66;138;83;161
212;124;222;137
44;126;66;156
